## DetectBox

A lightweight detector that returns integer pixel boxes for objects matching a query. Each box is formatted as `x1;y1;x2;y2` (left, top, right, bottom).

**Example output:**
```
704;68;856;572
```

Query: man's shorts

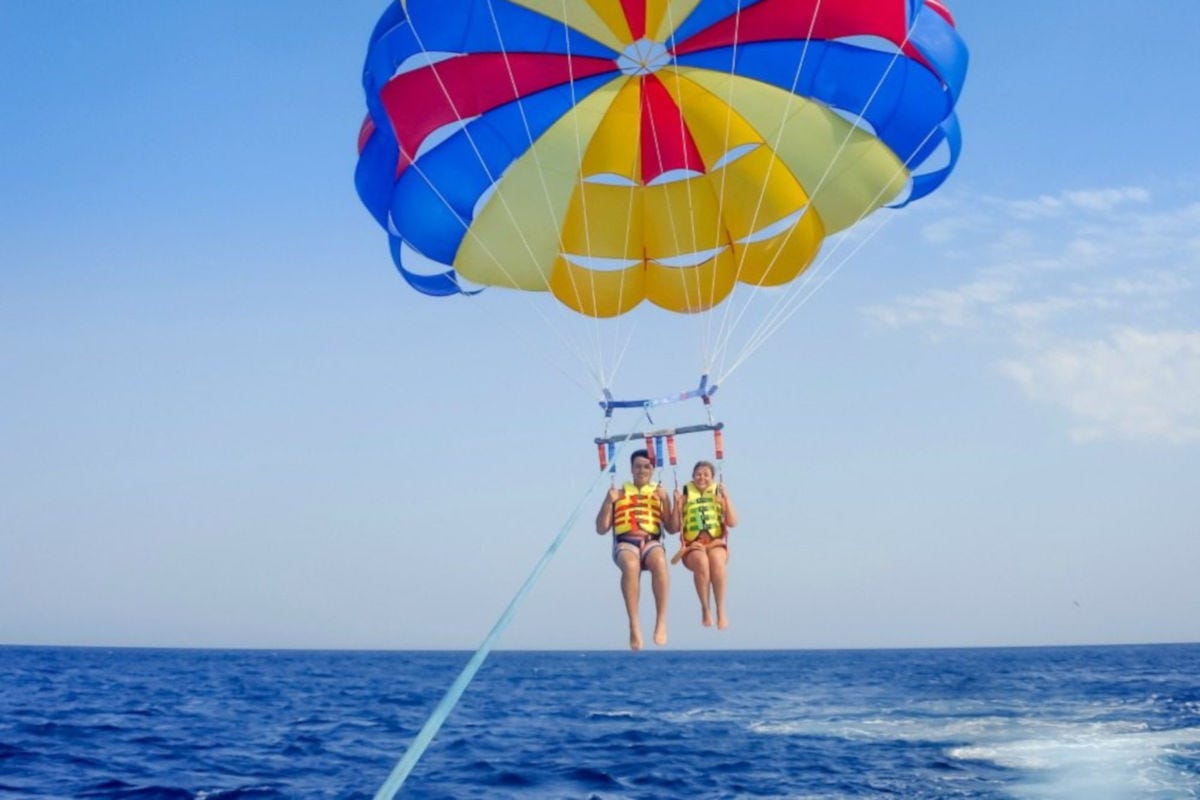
612;534;664;570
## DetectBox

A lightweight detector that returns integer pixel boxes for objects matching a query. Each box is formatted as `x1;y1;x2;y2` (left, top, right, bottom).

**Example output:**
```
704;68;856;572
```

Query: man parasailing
595;448;678;650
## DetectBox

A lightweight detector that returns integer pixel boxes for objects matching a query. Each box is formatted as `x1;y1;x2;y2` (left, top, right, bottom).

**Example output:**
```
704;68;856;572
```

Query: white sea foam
663;706;742;724
749;714;1017;743
586;709;637;720
747;705;1200;799
949;723;1200;800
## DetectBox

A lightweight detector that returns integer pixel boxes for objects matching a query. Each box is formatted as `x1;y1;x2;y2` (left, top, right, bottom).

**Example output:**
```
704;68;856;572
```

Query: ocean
2;645;1198;799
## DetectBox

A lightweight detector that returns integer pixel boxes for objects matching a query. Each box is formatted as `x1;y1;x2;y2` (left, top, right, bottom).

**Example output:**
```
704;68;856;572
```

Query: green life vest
682;481;724;542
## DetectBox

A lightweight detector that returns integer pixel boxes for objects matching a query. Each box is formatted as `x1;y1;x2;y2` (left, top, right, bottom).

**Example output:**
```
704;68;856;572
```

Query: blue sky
2;1;1198;651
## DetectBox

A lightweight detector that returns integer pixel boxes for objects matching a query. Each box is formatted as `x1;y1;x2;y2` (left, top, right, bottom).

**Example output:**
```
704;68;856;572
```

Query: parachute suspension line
696;0;746;374
718;122;944;383
553;0;626;393
606;323;639;396
721;125;944;382
402;20;551;284
703;0;825;380
552;0;616;380
656;9;703;321
391;148;604;389
374;412;647;800
667;433;679;492
482;0;608;386
394;17;607;394
721;217;890;381
603;32;704;395
717;10;933;378
642;72;689;318
700;80;752;378
708;5;923;382
608;165;638;387
706;0;909;379
417;18;600;399
607;51;641;393
646;1;715;382
710;5;887;381
461;300;603;404
647;17;707;324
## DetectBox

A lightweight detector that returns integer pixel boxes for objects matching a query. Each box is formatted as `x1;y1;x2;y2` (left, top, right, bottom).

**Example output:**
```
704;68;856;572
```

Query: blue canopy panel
383;71;615;293
897;111;961;206
907;1;969;104
355;117;399;229
363;0;616;101
358;1;619;299
387;235;473;297
675;41;953;167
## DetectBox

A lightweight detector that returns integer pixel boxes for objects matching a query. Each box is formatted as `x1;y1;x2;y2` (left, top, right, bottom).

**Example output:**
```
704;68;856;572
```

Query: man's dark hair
630;448;652;467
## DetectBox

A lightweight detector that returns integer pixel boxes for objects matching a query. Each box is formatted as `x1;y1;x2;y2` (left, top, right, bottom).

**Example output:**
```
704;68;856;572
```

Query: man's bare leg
646;548;669;646
617;552;643;650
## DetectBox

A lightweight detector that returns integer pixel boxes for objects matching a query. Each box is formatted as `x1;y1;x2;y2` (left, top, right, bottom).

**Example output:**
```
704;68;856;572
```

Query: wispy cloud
1001;271;1192;329
999;329;1200;444
864;279;1014;332
1003;186;1151;220
866;185;1200;444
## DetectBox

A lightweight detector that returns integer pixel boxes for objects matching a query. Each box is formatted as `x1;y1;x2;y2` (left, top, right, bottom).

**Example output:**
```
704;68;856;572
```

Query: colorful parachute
355;0;967;318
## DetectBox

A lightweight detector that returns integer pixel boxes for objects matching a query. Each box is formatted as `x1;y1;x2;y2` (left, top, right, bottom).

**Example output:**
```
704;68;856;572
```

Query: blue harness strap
600;374;718;416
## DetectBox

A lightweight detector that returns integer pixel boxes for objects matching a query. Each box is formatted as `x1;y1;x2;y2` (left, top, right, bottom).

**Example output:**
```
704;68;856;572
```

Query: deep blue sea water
2;645;1198;799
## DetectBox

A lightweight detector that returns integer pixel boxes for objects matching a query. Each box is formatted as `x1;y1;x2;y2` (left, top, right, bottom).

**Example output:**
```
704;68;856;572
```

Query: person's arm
671;487;684;534
658;484;679;534
719;484;739;528
596;487;619;534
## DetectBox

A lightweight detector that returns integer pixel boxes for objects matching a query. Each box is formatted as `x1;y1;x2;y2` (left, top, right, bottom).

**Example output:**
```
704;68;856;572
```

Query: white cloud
866;184;1200;444
920;215;977;245
997;271;1192;330
1001;295;1111;329
871;187;1197;332
1004;186;1151;219
1006;194;1065;220
864;279;1014;330
1103;271;1193;297
1062;187;1151;211
999;328;1200;444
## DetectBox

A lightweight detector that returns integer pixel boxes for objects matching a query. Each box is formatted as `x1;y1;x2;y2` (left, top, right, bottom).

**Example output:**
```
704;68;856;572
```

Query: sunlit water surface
2;645;1198;798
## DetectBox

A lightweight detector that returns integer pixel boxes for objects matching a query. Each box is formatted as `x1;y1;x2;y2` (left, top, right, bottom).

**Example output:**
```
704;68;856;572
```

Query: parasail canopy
355;0;968;319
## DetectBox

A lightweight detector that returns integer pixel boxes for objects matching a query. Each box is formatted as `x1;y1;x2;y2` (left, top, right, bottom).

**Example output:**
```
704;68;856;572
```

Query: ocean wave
3;645;1198;799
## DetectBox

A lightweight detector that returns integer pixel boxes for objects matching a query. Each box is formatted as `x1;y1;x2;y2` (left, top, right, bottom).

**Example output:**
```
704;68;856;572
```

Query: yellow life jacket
682;481;724;542
613;482;663;535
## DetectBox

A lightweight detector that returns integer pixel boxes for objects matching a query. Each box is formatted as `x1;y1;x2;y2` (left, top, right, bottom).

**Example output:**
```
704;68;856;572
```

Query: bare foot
629;625;643;651
701;608;714;627
716;611;729;631
653;622;667;646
